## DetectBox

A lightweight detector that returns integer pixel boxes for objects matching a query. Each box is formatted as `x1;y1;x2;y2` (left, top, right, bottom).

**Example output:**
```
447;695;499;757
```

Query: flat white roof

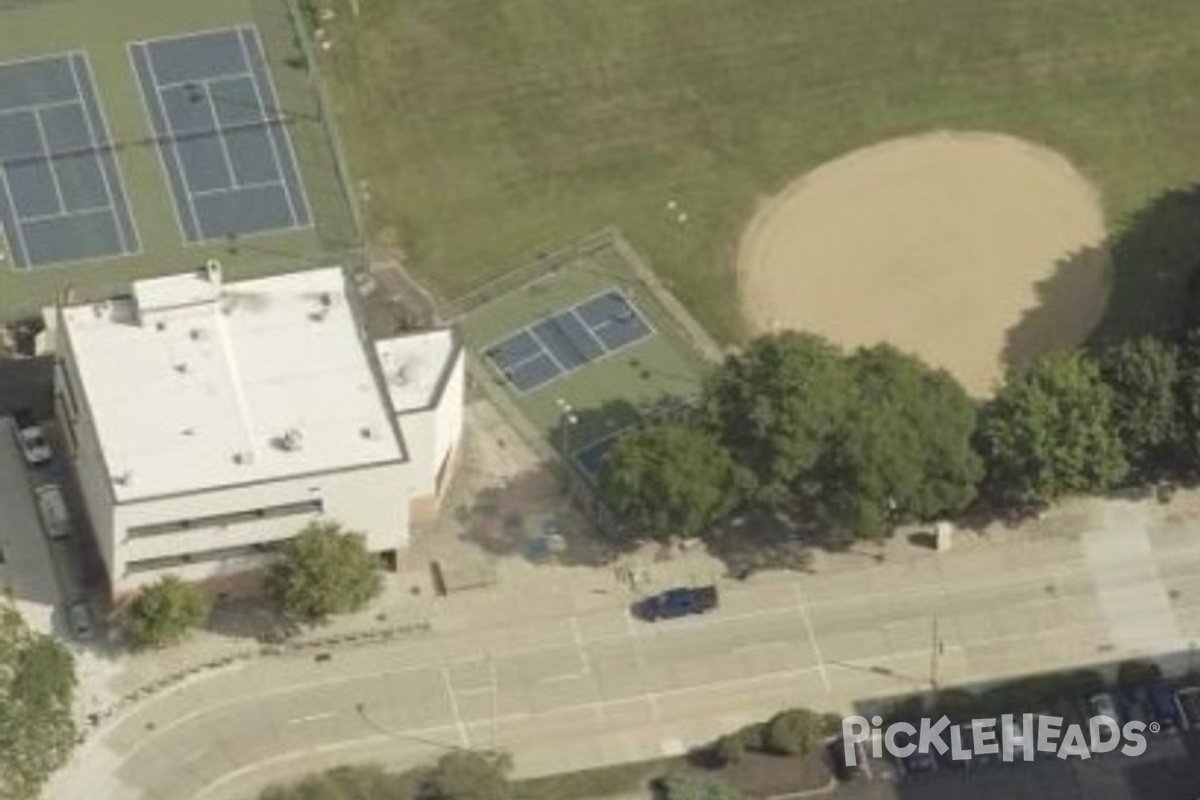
61;266;405;501
374;329;457;414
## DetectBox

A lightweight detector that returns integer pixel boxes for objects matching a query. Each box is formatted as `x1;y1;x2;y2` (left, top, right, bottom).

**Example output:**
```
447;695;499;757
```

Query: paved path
48;490;1200;800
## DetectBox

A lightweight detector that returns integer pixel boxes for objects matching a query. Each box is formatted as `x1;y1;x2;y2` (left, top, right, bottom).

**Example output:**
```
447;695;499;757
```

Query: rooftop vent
173;361;189;374
113;470;132;486
204;259;223;286
233;450;254;465
278;428;304;452
189;328;206;341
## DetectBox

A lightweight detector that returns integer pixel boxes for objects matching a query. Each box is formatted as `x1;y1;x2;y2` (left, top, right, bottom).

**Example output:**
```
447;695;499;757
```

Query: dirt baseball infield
737;131;1111;396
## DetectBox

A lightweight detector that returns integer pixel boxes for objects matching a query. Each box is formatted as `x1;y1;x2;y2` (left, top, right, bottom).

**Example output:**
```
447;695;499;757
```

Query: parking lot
835;719;1200;800
0;355;95;639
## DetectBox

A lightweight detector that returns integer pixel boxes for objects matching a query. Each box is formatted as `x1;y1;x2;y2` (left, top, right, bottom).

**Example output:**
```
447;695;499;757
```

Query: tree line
598;326;1200;546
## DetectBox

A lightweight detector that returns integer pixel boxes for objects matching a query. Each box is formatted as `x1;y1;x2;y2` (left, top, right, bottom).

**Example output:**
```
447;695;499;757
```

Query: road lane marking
287;712;336;724
794;585;831;694
441;667;470;747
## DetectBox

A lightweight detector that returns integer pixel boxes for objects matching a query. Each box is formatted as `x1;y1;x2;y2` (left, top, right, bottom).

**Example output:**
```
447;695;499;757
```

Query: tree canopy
812;345;982;543
978;352;1127;506
599;422;745;538
704;332;851;503
267;522;383;622
0;600;77;800
120;576;210;649
1098;336;1182;475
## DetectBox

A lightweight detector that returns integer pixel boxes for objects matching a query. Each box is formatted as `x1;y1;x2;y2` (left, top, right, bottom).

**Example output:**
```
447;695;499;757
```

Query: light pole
555;398;577;457
556;398;578;495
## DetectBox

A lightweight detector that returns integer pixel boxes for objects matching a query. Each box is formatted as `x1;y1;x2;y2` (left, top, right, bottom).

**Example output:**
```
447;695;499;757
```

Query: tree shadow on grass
1001;185;1200;375
1090;185;1200;347
453;465;635;567
999;243;1111;377
703;509;816;578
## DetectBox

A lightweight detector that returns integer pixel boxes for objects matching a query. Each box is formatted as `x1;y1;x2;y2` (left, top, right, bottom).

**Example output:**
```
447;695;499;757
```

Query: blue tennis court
0;52;140;268
487;289;655;393
129;26;311;243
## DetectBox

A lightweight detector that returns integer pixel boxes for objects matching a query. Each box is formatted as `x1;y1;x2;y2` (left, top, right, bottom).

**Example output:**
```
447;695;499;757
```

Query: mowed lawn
323;0;1200;342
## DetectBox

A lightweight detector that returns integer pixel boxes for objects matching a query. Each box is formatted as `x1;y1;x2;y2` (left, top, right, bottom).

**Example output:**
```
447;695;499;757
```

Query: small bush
764;708;823;756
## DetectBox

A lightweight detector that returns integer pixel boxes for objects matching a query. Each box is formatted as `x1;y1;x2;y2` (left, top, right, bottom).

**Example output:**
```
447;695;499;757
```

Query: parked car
631;586;718;621
1176;687;1200;730
67;600;93;640
1089;692;1121;724
34;484;71;541
1148;683;1183;732
827;737;871;781
894;725;938;777
9;410;50;465
1119;687;1155;727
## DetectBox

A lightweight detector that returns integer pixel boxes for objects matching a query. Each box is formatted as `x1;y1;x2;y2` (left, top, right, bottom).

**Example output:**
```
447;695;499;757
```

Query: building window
127;498;324;539
125;540;286;575
57;361;81;420
56;393;78;456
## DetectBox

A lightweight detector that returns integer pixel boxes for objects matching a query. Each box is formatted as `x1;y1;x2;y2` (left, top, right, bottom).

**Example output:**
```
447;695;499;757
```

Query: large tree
0;600;77;800
1098;336;1182;475
978;352;1127;506
704;332;852;503
120;575;210;649
812;345;983;543
267;523;383;622
599;422;745;538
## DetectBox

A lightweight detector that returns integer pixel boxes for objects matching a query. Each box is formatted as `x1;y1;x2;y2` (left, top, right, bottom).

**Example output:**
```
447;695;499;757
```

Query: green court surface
0;0;359;321
456;230;717;471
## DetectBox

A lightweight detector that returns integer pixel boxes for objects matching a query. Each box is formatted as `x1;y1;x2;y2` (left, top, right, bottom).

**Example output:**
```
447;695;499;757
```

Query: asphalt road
54;494;1200;800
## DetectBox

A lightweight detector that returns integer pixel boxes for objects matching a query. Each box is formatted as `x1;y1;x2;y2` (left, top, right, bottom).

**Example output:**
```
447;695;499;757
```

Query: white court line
126;43;194;242
236;28;301;225
440;667;470;748
190;178;284;198
200;81;239;189
794;585;831;694
0;99;79;117
155;70;253;92
19;204;113;224
0;166;32;267
566;306;608;354
526;324;568;372
30;109;67;215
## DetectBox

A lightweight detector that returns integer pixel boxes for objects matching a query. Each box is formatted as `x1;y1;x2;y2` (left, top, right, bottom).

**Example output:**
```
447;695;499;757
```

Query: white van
34;484;71;541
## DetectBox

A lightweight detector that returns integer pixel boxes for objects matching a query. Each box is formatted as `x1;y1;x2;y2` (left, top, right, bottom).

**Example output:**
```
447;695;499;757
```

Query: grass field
322;0;1200;343
0;0;359;320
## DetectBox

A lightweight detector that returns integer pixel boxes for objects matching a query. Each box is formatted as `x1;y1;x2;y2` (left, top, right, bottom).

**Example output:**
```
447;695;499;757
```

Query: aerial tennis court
486;288;655;393
129;25;311;243
0;52;140;268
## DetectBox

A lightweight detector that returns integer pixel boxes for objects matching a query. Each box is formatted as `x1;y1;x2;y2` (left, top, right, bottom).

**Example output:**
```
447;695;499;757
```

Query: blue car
632;586;718;621
1119;687;1155;727
1148;684;1182;732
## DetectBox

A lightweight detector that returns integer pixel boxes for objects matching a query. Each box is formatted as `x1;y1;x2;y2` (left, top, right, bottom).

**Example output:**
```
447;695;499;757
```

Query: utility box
935;521;953;552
